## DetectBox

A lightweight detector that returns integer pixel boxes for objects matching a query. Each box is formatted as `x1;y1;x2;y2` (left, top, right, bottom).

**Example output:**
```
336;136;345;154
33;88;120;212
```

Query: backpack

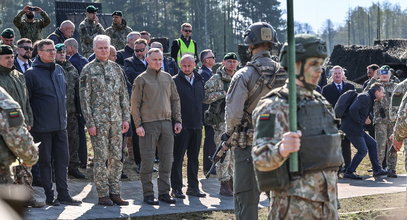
334;90;358;118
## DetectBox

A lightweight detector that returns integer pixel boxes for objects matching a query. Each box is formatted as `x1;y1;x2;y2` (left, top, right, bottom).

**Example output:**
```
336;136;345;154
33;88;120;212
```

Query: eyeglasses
20;46;33;51
183;29;192;33
40;49;56;53
135;48;145;53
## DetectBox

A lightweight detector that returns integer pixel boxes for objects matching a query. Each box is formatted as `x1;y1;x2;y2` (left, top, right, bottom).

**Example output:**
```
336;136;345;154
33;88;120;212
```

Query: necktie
337;84;342;92
23;63;29;72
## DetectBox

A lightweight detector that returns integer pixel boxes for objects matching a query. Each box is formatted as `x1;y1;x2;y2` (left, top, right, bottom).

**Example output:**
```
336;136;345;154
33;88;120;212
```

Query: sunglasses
183;29;192;33
20;46;34;51
205;56;215;60
135;48;145;52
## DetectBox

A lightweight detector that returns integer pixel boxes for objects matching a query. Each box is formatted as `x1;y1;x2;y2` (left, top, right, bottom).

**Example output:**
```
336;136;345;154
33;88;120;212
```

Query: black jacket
173;71;204;129
124;55;147;96
116;45;134;66
164;56;178;76
321;81;355;107
13;57;32;73
25;56;67;132
47;28;67;45
340;89;375;136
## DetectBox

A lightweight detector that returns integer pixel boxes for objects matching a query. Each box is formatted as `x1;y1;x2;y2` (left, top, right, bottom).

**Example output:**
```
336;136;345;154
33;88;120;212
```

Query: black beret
1;28;15;38
0;45;14;55
223;52;238;60
112;11;123;17
86;5;98;13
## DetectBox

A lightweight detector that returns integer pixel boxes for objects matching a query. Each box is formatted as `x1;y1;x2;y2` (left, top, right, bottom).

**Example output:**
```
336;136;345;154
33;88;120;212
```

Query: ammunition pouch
204;99;225;126
392;92;403;107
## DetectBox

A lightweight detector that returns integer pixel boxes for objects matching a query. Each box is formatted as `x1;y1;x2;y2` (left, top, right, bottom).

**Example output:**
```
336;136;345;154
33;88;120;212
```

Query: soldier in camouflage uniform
252;34;342;220
0;29;17;52
224;22;286;220
13;5;50;43
79;5;106;58
54;43;86;179
203;52;239;197
79;35;130;206
105;11;133;51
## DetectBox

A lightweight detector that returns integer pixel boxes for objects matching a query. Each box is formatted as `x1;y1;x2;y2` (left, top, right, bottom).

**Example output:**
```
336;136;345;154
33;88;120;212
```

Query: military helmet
280;34;328;69
243;22;278;46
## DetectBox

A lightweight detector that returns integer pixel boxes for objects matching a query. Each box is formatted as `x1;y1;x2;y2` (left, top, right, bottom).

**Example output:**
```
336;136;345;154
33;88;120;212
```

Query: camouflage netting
327;39;407;84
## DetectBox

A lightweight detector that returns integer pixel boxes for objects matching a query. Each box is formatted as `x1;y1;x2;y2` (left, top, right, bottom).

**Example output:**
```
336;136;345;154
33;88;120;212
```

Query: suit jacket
124;55;147;96
14;57;32;73
321;81;355;107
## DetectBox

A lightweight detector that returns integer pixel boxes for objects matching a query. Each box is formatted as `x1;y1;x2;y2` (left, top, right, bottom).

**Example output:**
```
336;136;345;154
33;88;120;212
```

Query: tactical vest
255;89;343;192
204;73;230;126
176;39;195;67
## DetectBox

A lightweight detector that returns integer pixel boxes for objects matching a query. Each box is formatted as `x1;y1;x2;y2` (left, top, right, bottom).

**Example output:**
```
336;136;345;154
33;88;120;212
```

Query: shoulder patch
256;113;275;138
5;108;23;127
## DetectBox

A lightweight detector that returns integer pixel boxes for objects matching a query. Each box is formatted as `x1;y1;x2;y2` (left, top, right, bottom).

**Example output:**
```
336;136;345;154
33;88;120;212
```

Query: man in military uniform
224;22;286;220
365;65;398;177
13;5;50;43
79;5;106;58
252;34;342;219
54;43;85;179
105;11;133;51
203;52;239;196
79;35;130;206
0;29;17;52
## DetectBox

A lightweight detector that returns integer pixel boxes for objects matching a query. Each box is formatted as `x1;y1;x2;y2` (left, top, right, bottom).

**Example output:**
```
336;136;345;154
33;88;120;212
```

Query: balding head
60;20;75;38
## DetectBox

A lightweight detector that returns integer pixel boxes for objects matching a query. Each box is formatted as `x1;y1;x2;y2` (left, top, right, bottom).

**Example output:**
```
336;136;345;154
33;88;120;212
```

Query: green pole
287;0;298;173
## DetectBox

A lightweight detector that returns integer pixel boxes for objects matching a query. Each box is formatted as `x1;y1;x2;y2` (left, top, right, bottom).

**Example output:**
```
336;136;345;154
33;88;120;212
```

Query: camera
29;7;36;11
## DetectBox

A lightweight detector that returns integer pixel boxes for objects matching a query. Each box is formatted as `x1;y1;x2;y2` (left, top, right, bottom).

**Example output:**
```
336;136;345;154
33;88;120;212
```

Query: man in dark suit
322;65;355;173
14;38;33;73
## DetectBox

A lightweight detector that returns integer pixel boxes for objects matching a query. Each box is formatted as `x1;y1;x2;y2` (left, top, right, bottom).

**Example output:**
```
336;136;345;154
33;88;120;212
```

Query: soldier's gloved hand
279;131;302;158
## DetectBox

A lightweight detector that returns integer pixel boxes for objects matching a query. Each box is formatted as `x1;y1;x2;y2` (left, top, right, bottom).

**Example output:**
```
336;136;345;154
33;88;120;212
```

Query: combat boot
387;169;398;178
98;196;114;206
219;181;233;196
110;194;129;206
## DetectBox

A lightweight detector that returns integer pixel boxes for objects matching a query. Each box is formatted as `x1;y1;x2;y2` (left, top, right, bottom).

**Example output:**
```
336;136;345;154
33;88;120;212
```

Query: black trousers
203;125;216;172
341;135;351;170
31;130;70;200
78;117;87;166
171;128;202;191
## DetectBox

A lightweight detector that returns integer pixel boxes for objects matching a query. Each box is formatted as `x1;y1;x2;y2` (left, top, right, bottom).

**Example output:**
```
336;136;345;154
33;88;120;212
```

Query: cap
0;45;14;55
55;43;66;52
112;11;122;17
1;28;15;38
86;5;98;13
223;52;238;60
379;65;390;75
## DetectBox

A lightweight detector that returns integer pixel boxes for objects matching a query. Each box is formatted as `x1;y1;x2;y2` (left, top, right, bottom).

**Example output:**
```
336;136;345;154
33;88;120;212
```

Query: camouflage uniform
79;59;130;198
79;19;105;58
13;10;51;43
203;66;234;181
57;60;81;170
0;87;38;184
225;50;286;220
0;42;17;52
252;85;339;220
105;24;133;51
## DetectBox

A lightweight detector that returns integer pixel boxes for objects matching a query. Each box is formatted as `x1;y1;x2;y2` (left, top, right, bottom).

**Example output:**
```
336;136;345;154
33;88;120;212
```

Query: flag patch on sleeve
259;114;270;120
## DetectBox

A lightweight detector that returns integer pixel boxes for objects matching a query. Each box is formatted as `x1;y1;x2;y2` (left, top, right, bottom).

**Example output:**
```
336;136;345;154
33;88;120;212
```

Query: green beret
0;45;13;55
86;5;98;13
112;11;122;17
1;28;15;38
223;52;238;60
55;43;66;52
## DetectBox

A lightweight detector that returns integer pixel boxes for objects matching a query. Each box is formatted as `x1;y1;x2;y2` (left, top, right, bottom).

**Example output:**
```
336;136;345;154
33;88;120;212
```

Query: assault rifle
205;133;232;178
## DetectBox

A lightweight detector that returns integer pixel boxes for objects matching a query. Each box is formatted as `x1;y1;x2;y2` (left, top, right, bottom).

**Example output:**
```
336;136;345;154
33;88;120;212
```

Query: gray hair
60;20;75;29
147;48;163;57
150;41;163;49
127;31;141;42
93;35;111;48
180;54;195;63
64;38;78;50
199;49;213;63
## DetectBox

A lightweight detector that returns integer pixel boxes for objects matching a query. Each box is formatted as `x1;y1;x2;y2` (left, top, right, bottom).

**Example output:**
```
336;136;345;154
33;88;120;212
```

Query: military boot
25;197;45;208
98;196;114;206
110;194;129;206
387;169;398;178
219;181;233;196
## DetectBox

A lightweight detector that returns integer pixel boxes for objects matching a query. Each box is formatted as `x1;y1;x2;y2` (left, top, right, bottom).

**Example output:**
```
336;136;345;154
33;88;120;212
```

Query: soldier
224;22;286;220
13;5;50;43
203;52;239;196
0;28;17;52
252;34;342;219
79;35;130;206
105;11;133;51
0;86;38;184
365;65;398;177
54;43;85;179
79;5;105;58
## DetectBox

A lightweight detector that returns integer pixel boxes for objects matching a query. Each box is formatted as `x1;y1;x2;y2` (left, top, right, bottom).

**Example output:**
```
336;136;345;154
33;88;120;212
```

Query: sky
278;0;407;33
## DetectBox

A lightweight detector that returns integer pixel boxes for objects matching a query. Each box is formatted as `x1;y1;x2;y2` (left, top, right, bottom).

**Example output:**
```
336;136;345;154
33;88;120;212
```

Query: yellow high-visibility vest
176;38;195;67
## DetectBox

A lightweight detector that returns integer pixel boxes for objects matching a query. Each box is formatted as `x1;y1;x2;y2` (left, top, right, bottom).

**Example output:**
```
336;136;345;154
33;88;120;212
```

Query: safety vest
176;38;195;67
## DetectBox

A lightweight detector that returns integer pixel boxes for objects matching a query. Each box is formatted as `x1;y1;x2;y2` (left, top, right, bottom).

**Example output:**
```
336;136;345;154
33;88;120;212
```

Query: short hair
60;20;75;29
367;64;380;71
134;38;148;47
64;38;79;50
127;31;141;42
37;39;54;51
93;35;111;48
16;38;32;47
147;48;163;57
370;82;384;93
180;54;195;64
181;23;192;30
150;41;162;49
140;31;150;37
199;49;213;63
331;65;344;74
110;45;116;53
